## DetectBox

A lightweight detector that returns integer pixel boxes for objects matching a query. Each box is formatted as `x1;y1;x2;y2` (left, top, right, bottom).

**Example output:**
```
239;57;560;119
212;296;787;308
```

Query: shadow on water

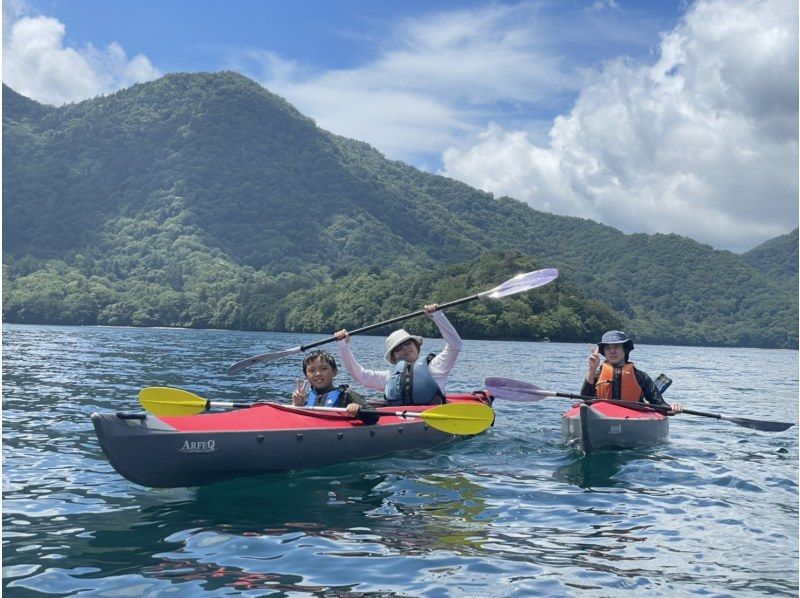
553;448;661;489
99;466;393;542
192;466;393;529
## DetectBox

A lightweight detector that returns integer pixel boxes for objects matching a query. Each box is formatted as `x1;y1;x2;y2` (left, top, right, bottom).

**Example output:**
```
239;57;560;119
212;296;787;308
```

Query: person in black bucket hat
596;330;635;360
582;330;683;413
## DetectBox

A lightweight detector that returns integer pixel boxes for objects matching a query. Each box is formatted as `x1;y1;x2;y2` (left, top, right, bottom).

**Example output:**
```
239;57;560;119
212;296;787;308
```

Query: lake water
3;324;798;596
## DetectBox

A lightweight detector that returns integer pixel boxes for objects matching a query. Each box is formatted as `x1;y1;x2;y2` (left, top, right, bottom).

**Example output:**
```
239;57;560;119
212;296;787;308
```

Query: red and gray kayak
561;400;669;453
92;393;493;488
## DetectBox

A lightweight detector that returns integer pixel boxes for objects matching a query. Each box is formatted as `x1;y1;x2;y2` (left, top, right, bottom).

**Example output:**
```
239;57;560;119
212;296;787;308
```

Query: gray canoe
92;395;489;488
561;401;669;453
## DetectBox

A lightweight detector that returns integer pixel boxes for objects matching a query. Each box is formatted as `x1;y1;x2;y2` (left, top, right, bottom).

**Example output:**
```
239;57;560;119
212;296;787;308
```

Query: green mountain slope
742;228;798;285
3;72;797;348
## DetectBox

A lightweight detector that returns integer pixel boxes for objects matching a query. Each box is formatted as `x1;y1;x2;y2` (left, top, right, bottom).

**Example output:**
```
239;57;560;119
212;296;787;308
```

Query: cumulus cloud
2;5;159;105
441;0;798;251
3;0;795;251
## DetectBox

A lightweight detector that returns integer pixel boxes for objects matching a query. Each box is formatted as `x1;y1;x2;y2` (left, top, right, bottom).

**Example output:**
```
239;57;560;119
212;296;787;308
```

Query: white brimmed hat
383;329;423;363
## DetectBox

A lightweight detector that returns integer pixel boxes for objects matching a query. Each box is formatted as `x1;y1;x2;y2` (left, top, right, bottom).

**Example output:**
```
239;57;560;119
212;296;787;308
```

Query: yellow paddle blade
419;403;494;435
138;387;208;417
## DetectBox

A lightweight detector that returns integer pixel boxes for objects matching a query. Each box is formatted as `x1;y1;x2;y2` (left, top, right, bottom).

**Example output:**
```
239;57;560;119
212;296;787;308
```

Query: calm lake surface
3;324;798;596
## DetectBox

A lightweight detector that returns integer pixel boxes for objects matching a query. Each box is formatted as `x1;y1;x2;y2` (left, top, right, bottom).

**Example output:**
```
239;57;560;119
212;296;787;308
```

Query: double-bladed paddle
227;268;559;375
138;387;494;436
484;377;794;433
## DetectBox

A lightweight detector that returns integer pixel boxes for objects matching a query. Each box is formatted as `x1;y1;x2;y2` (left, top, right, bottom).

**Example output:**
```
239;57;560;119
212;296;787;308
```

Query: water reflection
553;449;661;489
8;465;496;594
8;468;391;594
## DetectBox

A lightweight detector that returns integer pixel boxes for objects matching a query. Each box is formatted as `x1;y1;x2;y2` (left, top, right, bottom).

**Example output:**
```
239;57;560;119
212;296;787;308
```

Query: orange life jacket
595;362;643;402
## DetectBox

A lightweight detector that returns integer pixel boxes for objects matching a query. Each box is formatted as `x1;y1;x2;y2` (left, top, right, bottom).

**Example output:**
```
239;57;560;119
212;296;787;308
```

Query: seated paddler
334;303;462;406
582;330;683;414
292;350;367;416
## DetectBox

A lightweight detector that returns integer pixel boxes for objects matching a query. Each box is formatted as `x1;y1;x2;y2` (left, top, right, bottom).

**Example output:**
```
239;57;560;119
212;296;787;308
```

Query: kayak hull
92;394;492;488
561;401;668;453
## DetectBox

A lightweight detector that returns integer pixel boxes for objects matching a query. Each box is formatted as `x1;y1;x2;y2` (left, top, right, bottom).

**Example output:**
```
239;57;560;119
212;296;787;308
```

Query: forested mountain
3;73;797;348
741;228;798;287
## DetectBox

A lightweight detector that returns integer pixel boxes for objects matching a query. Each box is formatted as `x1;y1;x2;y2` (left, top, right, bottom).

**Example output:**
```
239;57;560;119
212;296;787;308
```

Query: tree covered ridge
1;249;622;345
741;228;798;285
2;73;797;349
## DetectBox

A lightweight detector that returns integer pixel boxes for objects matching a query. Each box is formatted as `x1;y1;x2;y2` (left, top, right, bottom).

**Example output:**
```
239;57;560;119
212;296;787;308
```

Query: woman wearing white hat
334;304;462;405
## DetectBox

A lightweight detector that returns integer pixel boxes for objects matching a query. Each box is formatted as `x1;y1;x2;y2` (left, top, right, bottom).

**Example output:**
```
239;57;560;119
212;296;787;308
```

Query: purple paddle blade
484;377;552;402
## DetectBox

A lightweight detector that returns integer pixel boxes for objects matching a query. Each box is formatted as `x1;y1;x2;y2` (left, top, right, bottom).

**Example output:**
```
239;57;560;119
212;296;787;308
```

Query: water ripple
3;324;797;596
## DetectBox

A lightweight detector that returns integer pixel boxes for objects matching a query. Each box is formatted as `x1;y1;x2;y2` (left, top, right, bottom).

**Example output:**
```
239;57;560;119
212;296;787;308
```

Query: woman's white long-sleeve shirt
335;311;462;393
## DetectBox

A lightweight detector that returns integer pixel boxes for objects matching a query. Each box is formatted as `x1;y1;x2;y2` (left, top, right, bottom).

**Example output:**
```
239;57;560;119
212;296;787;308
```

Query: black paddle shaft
555;391;793;432
556;390;674;413
297;293;481;352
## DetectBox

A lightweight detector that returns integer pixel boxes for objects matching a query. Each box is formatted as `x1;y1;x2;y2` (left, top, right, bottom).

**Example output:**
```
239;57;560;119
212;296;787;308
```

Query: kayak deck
92;393;493;488
159;402;438;432
561;400;669;453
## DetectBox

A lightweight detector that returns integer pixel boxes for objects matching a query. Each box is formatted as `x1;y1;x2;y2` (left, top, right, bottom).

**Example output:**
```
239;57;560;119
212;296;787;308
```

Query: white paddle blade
484;377;552;402
227;346;303;375
480;268;559;299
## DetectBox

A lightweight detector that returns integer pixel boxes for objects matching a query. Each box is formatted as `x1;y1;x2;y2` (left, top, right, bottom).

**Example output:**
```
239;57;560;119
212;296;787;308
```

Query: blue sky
17;1;682;71
3;0;798;252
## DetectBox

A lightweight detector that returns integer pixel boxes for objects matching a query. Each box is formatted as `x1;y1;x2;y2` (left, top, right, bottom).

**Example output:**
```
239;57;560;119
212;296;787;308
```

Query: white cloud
3;0;795;251
2;8;159;105
252;3;582;161
441;0;798;251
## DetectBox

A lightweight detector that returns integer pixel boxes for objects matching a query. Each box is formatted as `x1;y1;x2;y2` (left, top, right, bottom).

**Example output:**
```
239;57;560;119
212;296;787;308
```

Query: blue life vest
306;387;343;407
384;354;445;406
